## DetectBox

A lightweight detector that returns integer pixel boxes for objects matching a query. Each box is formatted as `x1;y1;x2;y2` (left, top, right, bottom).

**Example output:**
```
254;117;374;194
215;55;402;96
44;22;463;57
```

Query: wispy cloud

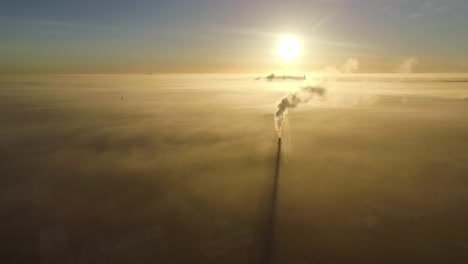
395;56;419;73
0;44;26;51
307;38;376;50
409;0;450;18
0;16;117;31
319;50;379;58
310;11;338;33
207;25;376;51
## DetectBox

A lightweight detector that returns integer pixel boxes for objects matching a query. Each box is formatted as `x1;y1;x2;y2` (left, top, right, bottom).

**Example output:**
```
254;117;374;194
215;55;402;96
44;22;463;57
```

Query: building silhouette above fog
266;73;306;81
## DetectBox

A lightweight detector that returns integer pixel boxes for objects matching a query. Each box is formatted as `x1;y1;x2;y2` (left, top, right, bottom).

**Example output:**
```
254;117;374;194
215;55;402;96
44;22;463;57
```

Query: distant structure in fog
266;73;306;81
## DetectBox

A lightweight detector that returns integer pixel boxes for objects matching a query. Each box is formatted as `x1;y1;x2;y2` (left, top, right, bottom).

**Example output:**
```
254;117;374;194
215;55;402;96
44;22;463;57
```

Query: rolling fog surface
1;74;468;263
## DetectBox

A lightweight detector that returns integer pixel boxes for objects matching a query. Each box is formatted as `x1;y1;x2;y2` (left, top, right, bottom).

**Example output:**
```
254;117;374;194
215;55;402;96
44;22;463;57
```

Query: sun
278;35;301;62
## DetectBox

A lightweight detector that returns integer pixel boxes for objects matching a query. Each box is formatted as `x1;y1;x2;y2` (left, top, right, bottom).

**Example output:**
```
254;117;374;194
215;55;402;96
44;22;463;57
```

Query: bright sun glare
278;35;301;62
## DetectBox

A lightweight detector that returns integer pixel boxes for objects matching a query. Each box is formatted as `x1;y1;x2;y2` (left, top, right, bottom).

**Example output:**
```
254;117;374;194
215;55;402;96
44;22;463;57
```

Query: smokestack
274;85;326;137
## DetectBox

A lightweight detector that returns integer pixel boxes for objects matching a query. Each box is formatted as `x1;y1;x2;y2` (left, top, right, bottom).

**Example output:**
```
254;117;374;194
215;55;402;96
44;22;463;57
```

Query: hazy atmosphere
1;0;468;73
2;74;468;263
1;1;468;264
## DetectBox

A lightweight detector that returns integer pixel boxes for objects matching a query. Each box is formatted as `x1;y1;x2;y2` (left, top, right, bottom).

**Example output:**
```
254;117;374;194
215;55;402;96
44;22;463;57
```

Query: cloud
0;16;115;30
310;11;338;32
0;45;25;51
209;25;376;51
309;38;376;50
318;57;360;76
395;57;419;73
409;0;450;18
340;58;360;73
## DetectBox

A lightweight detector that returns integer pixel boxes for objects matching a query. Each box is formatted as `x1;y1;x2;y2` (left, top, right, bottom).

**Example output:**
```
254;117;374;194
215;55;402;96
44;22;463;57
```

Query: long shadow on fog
264;137;282;264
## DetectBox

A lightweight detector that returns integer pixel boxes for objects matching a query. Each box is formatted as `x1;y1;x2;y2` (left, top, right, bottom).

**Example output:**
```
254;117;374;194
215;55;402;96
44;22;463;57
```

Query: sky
0;0;467;74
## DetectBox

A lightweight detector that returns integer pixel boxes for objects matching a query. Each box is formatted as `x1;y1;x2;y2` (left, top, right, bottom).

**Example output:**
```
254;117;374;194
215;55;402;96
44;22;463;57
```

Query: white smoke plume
395;57;418;73
314;58;360;83
274;85;326;137
340;58;359;73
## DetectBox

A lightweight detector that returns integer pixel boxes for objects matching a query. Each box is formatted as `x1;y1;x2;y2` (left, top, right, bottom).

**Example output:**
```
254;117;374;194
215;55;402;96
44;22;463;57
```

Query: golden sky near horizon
1;0;467;73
